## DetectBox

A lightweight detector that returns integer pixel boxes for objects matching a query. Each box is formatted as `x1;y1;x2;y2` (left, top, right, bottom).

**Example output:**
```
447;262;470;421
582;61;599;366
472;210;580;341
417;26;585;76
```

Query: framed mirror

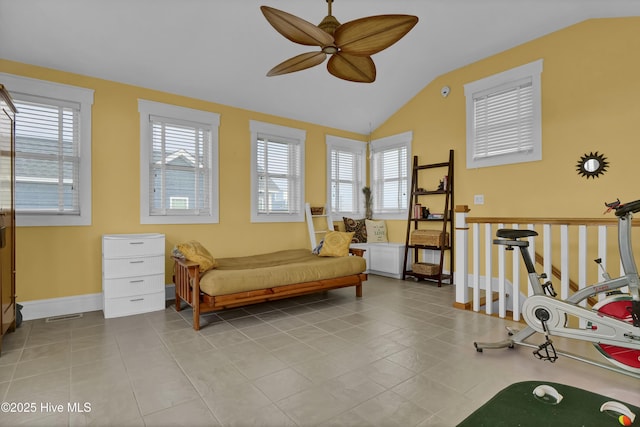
576;152;608;179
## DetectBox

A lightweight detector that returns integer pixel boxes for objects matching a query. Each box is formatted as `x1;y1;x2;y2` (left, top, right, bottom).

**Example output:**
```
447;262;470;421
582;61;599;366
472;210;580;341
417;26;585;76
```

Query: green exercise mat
458;381;640;427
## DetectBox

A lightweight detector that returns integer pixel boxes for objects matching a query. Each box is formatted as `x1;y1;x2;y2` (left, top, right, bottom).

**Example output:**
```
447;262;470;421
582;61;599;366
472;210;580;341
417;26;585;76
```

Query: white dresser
102;233;165;318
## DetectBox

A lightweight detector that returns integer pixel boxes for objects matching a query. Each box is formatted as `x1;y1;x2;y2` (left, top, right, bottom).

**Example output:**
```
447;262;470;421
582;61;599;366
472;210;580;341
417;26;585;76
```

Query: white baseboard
20;293;103;321
20;284;177;321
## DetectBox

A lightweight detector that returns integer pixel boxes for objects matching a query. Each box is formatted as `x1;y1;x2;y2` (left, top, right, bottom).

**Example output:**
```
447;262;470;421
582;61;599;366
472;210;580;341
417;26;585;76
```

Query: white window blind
138;99;219;225
326;136;366;217
330;149;358;213
1;72;93;227
370;132;412;219
148;116;212;216
464;59;542;169
14;98;81;215
256;133;302;216
250;120;305;223
472;78;533;160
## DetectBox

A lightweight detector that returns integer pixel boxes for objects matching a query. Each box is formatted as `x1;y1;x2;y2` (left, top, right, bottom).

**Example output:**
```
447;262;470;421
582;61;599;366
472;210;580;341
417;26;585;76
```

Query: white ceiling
2;0;640;134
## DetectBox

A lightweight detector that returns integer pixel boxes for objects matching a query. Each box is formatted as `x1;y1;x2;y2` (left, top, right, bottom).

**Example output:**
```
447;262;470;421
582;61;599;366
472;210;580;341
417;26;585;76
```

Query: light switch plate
474;194;485;205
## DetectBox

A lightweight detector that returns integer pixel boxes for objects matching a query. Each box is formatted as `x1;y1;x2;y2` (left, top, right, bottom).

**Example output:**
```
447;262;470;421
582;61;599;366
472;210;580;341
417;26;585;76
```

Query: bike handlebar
607;199;640;217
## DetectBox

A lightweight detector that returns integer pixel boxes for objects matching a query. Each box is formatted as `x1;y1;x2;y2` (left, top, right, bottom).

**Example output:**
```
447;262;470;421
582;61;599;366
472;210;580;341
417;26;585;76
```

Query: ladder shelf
305;203;335;250
402;150;454;287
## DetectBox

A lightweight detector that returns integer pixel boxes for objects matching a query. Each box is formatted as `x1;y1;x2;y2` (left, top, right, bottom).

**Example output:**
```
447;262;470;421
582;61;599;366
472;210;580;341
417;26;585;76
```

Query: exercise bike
474;199;640;378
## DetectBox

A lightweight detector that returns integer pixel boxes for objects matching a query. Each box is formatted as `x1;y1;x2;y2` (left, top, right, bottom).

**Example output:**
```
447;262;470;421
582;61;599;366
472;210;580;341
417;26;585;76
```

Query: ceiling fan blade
267;51;327;77
327;52;376;83
334;15;419;56
261;6;334;47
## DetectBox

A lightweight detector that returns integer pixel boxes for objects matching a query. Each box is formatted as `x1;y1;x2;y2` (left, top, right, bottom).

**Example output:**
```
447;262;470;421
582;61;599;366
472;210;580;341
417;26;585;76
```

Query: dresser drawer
103;291;165;319
103;273;164;298
103;255;164;279
103;234;164;258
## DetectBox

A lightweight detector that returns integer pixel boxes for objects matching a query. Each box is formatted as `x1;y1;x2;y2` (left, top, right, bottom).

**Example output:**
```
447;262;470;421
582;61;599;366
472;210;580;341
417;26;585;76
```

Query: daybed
173;246;367;330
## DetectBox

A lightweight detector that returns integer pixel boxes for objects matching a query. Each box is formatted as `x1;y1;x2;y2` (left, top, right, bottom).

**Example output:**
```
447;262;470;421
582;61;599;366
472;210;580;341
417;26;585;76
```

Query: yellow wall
0;59;364;302
3;16;640;303
375;17;640;243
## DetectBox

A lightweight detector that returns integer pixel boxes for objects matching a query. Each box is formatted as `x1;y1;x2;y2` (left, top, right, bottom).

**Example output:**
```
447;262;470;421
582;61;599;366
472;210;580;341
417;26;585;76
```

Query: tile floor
0;275;638;426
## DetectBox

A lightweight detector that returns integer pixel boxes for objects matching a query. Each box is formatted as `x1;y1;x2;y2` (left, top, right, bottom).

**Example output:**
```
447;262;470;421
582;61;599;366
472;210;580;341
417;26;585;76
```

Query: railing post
454;205;471;308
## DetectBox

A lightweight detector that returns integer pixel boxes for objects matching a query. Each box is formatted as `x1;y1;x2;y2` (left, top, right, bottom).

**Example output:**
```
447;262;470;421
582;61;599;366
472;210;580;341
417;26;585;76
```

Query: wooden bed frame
173;248;367;330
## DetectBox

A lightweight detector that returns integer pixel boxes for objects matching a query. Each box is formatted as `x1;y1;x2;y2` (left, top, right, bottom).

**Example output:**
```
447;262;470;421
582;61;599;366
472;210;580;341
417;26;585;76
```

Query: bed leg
193;310;200;331
193;289;201;331
175;289;181;312
356;284;362;298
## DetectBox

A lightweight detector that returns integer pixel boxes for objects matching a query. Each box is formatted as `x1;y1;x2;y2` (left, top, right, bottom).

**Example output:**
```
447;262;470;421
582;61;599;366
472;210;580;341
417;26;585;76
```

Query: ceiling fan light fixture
322;45;339;54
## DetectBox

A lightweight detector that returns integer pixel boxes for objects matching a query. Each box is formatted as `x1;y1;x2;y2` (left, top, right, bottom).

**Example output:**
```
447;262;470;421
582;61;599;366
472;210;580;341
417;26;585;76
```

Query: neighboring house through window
464;59;543;169
326;135;366;218
250;120;305;223
370;131;412;220
0;73;94;227
138;99;220;224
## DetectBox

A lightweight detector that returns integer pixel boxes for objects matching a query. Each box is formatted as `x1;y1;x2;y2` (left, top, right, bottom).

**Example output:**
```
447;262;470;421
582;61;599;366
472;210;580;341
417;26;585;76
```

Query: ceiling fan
260;0;419;83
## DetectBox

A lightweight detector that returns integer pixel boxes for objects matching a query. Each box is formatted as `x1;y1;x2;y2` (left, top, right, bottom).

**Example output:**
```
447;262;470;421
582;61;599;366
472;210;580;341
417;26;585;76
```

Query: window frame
369;131;412;220
326;135;367;218
138;99;220;225
250;120;306;223
464;59;543;169
0;72;94;227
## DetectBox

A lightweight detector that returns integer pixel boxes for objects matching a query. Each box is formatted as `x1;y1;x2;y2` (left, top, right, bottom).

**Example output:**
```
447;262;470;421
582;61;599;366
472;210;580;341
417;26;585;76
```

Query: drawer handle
130;298;144;302
129;242;145;245
129;280;144;283
129;260;145;264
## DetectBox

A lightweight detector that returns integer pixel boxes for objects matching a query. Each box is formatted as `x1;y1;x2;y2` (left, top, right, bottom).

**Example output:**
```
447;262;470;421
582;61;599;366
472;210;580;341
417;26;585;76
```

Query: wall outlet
474;194;485;205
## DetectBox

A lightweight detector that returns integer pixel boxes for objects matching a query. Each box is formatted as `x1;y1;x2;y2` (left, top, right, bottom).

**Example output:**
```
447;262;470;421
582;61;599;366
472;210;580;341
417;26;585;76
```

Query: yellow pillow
176;241;217;272
319;231;354;257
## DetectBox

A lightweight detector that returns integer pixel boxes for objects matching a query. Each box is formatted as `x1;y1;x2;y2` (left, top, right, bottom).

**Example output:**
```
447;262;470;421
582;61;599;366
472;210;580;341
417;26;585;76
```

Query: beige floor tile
276;386;354;426
254;331;300;351
392;373;474;415
271;340;325;365
70;382;144;426
253;367;314;401
201;381;271;423
13;353;71;380
232;350;287;380
183;360;248;395
70;333;118;353
345;390;432;426
291;355;353;384
132;375;200;415
142;398;220;426
222;403;296;427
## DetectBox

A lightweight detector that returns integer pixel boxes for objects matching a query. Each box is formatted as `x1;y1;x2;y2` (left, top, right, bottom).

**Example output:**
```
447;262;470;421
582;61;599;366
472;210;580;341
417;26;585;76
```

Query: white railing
453;206;633;321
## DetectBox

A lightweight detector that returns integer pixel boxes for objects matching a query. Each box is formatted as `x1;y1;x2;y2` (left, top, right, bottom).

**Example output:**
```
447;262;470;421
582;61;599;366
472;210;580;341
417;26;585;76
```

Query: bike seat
496;229;538;239
614;199;640;217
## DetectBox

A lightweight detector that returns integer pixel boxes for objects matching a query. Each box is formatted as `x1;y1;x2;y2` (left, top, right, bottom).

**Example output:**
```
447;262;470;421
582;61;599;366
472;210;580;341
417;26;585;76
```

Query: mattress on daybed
199;248;366;297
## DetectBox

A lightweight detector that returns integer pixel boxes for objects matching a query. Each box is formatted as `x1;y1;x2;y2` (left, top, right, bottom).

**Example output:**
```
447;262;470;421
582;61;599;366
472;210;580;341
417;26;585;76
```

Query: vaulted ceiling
2;1;639;134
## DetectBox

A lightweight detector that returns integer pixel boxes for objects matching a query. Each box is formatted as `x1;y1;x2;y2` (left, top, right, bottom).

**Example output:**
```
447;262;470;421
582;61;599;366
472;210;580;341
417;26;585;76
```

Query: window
0;73;94;227
464;59;543;169
370;131;412;220
326;136;366;217
250;121;305;223
138;100;220;224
